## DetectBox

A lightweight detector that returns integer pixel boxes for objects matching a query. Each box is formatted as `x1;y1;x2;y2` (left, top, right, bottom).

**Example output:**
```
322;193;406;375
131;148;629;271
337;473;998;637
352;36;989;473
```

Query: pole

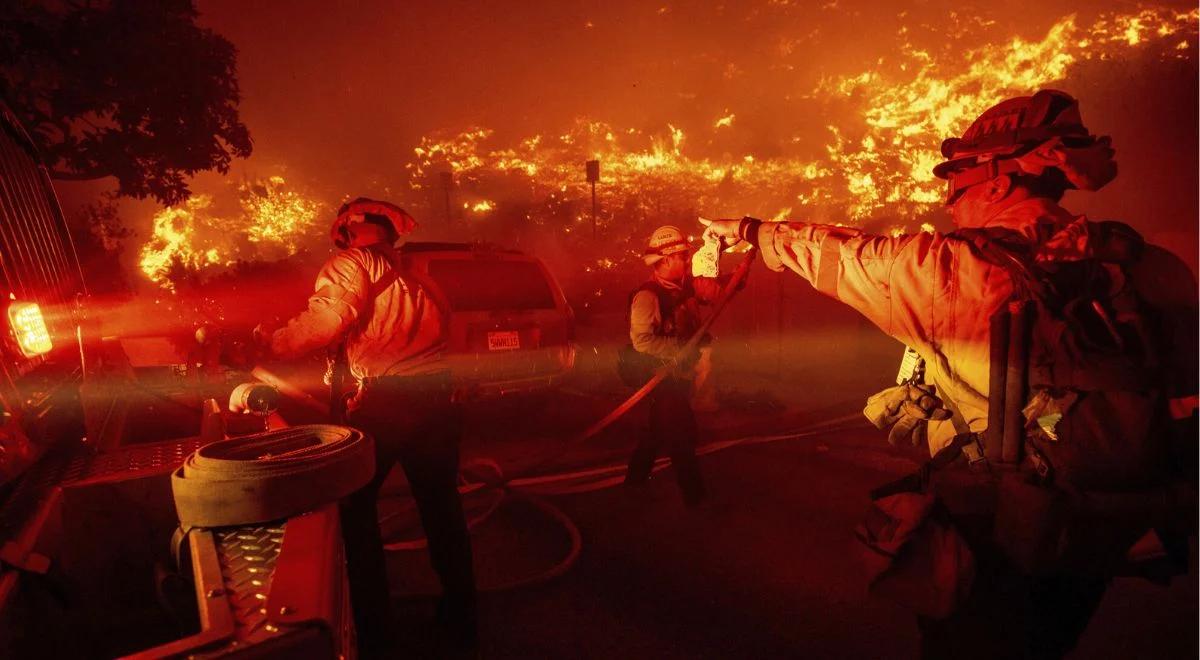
585;159;600;239
439;171;453;227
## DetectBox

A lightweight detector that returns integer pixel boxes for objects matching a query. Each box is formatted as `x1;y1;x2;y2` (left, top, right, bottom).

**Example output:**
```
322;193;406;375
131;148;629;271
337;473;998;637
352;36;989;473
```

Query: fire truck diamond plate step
214;523;287;645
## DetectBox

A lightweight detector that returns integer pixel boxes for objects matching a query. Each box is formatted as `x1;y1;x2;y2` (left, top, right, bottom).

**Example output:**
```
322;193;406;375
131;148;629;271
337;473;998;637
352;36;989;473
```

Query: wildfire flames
404;7;1196;229
139;176;321;289
134;6;1196;288
138;195;230;291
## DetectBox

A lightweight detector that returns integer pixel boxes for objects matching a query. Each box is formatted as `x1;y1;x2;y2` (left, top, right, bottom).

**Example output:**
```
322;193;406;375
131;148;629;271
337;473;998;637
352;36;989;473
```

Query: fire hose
213;248;769;592
377;247;832;594
577;246;758;443
379;413;866;594
171;425;375;530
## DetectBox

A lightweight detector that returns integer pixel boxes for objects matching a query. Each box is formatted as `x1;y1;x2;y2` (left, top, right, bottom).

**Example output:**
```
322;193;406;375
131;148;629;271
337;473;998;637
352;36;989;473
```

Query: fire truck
0;104;357;658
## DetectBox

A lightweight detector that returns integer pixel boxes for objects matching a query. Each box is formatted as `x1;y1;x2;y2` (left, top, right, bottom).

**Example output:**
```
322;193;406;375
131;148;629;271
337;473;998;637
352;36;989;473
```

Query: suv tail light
8;302;52;356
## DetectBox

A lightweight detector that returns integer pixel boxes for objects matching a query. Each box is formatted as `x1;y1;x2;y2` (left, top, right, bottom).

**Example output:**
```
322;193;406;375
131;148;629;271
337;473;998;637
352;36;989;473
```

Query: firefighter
257;198;476;656
701;90;1197;659
621;225;724;507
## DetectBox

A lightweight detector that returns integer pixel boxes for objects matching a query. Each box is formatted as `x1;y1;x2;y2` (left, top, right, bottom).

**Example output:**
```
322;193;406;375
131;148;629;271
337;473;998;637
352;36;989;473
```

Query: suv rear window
426;258;557;311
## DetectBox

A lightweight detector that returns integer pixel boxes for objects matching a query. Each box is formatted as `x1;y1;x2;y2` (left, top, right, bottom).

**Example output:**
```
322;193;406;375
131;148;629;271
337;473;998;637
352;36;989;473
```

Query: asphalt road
376;327;1198;659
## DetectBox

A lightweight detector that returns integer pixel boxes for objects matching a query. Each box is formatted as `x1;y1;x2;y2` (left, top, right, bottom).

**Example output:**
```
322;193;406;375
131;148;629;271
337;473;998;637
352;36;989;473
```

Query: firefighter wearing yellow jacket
702;90;1197;660
259;198;476;656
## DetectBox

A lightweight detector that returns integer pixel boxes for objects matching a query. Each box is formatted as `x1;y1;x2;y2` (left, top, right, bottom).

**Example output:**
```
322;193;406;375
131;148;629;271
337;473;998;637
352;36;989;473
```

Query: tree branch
48;167;109;181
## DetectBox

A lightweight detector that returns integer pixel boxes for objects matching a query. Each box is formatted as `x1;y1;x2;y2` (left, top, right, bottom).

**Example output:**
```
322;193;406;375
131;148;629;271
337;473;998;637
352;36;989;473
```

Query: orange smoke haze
53;0;1198;294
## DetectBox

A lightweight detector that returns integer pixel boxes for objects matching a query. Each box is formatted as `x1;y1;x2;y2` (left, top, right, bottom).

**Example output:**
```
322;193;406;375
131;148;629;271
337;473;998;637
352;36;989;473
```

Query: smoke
53;0;1197;305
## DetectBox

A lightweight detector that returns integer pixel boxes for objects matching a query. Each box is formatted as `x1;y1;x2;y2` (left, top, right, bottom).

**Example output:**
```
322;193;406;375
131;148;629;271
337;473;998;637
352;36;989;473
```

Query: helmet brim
643;243;690;265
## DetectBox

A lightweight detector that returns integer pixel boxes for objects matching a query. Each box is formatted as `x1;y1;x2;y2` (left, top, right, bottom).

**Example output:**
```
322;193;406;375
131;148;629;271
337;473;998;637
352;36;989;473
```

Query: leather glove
863;383;952;447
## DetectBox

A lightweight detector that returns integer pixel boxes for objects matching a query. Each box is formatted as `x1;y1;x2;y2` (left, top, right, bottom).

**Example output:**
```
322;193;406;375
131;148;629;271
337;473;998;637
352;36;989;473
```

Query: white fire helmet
643;225;692;265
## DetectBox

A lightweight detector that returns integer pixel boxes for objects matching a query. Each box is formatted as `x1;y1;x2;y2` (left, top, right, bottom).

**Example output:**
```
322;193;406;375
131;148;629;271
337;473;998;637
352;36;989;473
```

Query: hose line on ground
380;414;866;593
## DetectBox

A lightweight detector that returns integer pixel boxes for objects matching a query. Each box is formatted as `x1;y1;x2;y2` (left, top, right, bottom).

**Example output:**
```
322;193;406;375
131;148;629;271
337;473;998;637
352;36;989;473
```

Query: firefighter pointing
256;198;477;657
703;90;1197;660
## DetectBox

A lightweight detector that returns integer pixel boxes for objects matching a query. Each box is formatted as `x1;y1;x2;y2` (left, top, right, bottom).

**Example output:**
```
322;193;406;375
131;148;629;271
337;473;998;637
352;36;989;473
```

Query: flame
403;8;1195;231
138;195;230;291
241;176;321;247
818;8;1198;219
469;200;496;213
139;177;322;290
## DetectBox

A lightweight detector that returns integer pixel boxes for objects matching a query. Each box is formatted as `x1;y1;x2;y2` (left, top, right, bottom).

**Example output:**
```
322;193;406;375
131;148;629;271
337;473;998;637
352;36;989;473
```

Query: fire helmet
331;197;417;248
933;89;1117;203
643;225;692;265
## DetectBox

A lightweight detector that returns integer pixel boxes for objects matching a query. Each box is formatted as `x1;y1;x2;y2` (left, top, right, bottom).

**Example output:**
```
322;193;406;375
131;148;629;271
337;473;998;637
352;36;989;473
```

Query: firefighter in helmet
621;225;728;506
702;90;1197;659
257;198;477;656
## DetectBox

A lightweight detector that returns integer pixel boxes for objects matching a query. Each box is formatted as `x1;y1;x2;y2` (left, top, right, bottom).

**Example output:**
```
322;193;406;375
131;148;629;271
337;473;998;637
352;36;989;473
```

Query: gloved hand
692;224;723;278
863;383;952;447
251;319;281;353
698;218;745;246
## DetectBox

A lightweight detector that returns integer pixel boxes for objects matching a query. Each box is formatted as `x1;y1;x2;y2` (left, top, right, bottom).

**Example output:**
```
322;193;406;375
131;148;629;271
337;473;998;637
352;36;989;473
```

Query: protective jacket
269;242;446;379
753;198;1198;455
629;275;721;360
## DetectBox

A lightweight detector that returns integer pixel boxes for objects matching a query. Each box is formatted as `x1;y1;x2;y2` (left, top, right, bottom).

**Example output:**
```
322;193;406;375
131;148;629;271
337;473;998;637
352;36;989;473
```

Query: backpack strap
869;432;984;500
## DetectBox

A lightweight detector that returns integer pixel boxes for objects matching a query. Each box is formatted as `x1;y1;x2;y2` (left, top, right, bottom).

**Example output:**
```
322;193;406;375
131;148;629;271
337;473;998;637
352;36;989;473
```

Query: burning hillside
130;4;1196;298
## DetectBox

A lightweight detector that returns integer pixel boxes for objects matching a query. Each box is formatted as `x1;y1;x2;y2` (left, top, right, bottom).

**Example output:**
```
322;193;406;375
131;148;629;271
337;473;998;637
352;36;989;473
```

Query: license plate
487;330;521;351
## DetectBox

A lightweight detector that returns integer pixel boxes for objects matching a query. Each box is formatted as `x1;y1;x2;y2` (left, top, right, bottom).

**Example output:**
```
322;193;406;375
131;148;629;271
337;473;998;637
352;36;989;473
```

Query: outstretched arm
701;217;944;347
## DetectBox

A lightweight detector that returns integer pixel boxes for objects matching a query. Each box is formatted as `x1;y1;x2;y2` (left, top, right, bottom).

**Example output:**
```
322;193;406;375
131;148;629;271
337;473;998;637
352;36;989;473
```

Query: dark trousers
625;377;706;505
917;509;1108;660
340;378;476;656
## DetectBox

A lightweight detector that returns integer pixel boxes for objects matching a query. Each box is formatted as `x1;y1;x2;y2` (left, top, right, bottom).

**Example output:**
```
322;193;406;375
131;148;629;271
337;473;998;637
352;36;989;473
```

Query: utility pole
585;159;600;239
439;171;454;227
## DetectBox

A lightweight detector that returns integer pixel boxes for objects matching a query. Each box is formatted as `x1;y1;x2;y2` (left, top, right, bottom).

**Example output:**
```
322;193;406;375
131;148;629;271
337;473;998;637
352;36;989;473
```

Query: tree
67;193;132;294
0;0;252;205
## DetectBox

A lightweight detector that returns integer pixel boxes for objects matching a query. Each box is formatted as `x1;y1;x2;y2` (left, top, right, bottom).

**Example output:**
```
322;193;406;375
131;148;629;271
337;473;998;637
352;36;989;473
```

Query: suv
400;242;576;399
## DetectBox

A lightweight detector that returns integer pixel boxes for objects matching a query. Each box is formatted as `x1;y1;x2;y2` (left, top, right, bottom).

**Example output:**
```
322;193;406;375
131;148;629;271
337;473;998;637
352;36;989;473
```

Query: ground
372;319;1199;659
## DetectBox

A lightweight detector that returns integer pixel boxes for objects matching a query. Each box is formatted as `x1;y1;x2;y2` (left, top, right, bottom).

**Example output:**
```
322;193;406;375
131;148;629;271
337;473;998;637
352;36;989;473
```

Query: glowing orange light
402;8;1195;229
8;302;52;356
138;177;321;289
